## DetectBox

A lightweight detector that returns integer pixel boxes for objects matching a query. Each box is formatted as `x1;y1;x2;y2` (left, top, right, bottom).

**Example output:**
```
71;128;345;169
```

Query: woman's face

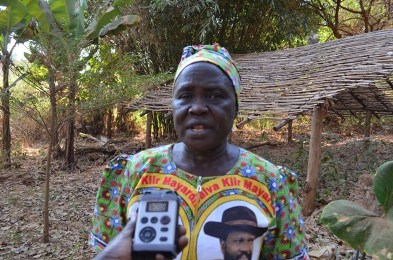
172;62;237;153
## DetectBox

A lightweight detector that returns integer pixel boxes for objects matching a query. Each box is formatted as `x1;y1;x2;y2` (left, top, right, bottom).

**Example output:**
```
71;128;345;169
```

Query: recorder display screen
146;201;168;212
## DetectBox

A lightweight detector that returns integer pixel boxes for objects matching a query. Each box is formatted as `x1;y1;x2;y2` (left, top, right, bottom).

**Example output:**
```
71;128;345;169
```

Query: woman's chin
182;140;227;154
186;128;211;137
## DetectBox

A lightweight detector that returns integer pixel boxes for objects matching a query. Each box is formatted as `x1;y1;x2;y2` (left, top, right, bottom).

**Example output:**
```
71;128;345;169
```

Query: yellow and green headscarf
174;43;241;105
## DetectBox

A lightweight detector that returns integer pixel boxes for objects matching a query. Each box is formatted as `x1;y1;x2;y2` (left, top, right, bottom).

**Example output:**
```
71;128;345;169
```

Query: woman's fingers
125;213;137;237
94;215;136;259
154;225;188;260
177;225;186;236
177;235;188;252
177;225;188;252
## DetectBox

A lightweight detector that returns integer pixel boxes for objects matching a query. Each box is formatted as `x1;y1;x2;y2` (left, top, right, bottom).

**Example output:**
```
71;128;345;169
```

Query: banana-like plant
320;160;393;259
19;0;141;169
0;0;141;242
0;0;37;168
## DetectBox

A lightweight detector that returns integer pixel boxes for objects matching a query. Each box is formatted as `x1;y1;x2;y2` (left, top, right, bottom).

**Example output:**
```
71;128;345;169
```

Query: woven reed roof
126;29;393;123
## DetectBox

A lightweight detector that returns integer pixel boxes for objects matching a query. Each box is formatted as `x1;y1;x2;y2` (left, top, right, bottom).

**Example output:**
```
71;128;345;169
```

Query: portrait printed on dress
197;201;269;260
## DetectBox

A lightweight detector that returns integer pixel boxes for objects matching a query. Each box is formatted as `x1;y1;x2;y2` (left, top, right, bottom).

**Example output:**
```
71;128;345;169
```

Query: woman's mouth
192;125;206;131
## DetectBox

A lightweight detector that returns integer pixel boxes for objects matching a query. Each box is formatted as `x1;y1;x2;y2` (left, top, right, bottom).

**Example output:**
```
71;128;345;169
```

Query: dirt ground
1;124;392;259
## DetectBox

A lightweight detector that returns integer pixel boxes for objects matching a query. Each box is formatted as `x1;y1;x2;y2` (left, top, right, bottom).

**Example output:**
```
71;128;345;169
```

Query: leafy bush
320;160;393;259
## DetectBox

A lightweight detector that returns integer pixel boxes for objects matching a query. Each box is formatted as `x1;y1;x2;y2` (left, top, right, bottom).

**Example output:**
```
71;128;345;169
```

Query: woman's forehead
174;81;232;94
175;62;232;86
179;62;226;75
173;62;238;106
174;44;241;96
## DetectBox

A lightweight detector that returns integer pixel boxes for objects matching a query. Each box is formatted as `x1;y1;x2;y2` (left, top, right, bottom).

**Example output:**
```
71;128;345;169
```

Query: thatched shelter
128;29;393;120
126;29;393;215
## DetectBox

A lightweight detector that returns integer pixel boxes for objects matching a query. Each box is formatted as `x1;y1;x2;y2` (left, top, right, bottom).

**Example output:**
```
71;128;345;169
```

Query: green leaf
79;0;88;10
321;200;393;258
98;14;141;37
23;0;51;32
0;1;27;33
33;0;58;33
49;0;85;36
0;0;16;7
74;0;87;38
113;0;135;8
13;22;35;42
374;161;393;217
85;6;121;41
49;0;73;31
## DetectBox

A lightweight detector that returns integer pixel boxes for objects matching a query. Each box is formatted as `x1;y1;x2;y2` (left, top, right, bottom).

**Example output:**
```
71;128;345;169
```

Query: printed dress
90;144;309;259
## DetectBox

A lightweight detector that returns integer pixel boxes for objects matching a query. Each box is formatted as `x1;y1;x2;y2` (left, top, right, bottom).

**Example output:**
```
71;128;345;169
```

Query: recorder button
139;227;156;243
141;217;148;224
151;217;158;223
160;237;168;242
161;227;169;232
160;215;171;225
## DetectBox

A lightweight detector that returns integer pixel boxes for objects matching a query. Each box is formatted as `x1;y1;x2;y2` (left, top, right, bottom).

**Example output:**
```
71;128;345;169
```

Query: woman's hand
94;214;188;260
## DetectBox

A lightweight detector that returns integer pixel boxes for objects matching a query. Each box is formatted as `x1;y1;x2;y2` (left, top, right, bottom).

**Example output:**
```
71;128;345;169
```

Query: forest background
0;0;393;259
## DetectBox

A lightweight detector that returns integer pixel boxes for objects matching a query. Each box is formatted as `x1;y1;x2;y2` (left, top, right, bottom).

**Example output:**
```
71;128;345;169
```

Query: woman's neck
172;142;240;177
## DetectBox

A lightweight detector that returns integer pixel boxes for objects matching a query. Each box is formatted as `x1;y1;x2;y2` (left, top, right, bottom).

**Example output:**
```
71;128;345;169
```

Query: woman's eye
178;93;191;100
208;93;222;99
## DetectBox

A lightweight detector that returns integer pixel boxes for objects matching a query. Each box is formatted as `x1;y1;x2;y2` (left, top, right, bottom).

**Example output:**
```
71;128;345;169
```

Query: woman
91;44;308;260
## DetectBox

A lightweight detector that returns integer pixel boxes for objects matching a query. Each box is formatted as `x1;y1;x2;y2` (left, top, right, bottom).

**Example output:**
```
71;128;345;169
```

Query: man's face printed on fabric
220;231;255;260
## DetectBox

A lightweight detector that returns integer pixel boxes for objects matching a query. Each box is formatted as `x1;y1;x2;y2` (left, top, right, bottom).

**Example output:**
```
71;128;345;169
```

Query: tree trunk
42;132;53;242
145;111;152;149
287;119;293;143
43;66;57;242
302;105;325;216
107;109;113;138
153;112;159;140
116;104;127;133
365;110;371;138
65;76;76;169
52;128;62;158
92;112;104;135
1;50;11;168
48;69;61;158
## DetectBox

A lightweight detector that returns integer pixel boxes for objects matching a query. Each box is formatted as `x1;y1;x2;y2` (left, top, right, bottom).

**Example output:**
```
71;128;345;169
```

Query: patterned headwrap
174;43;241;104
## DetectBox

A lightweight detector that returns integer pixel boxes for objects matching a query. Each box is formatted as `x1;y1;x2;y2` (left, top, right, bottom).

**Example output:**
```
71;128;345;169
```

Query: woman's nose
188;98;208;114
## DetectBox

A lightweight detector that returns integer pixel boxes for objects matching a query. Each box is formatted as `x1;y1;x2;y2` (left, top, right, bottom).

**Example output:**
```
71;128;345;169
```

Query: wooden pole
302;105;325;216
145;111;152;149
365;111;371;138
273;118;291;131
287;119;293;143
107;109;113;139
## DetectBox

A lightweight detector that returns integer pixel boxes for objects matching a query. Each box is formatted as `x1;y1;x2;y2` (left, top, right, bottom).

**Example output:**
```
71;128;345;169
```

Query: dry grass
0;120;392;259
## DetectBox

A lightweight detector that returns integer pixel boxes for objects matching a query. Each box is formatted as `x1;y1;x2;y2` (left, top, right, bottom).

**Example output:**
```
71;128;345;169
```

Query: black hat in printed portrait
203;206;267;240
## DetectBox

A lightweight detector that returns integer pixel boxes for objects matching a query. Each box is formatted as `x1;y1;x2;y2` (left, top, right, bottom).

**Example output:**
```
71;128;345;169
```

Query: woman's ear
234;109;239;119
